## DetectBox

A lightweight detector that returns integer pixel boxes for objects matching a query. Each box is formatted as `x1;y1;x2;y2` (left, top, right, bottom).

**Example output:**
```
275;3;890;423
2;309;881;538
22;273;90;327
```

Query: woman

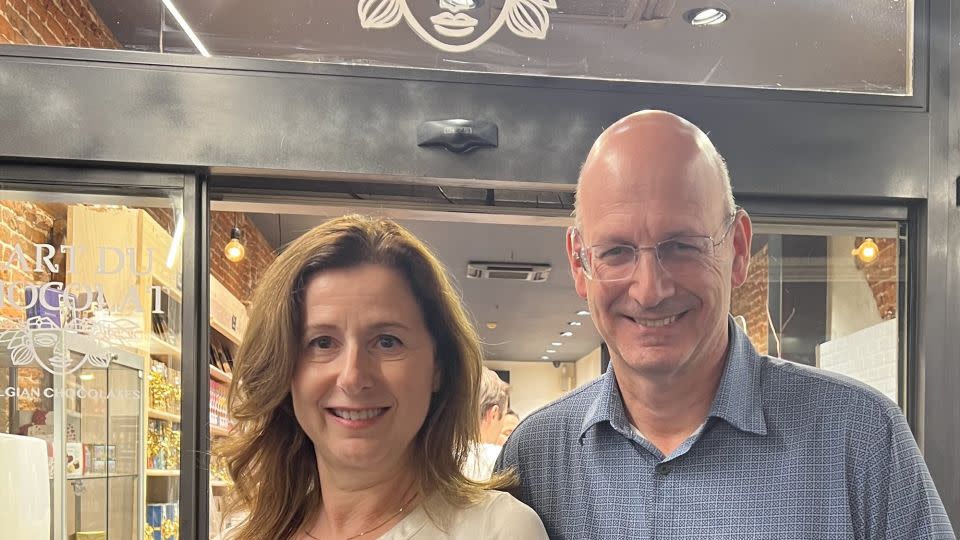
217;215;547;540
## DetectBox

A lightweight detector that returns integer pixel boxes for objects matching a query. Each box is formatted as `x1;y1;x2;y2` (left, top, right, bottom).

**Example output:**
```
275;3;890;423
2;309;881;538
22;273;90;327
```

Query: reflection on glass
731;223;903;404
0;193;182;539
0;1;914;95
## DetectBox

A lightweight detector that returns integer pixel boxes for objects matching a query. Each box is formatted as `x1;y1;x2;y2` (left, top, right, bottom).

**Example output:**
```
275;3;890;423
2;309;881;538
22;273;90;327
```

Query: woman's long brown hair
216;215;513;540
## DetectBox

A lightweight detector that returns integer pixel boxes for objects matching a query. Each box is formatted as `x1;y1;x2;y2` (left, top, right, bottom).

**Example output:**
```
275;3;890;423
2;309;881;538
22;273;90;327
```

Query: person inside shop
495;110;955;538
496;410;520;446
217;215;547;540
462;367;510;481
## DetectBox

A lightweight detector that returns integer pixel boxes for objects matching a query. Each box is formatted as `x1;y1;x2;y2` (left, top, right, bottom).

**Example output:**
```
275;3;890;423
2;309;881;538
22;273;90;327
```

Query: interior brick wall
0;200;64;423
146;209;276;305
0;201;63;326
730;245;770;355
859;237;898;320
210;212;276;305
0;0;119;48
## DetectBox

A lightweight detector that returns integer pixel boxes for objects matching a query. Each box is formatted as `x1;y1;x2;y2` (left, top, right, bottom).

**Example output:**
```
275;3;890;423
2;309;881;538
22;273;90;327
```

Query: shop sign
0;243;165;378
359;0;558;53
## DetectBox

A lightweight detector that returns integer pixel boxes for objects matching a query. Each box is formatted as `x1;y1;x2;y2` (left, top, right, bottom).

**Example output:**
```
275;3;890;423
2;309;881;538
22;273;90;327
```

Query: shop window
0;192;183;539
731;222;905;405
0;1;914;95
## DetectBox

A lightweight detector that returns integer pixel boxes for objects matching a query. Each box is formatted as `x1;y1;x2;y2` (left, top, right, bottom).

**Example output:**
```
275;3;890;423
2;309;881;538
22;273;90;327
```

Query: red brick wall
0;201;63;326
145;209;276;305
859;237;898;320
210;212;275;305
0;200;64;423
0;0;119;48
730;245;770;355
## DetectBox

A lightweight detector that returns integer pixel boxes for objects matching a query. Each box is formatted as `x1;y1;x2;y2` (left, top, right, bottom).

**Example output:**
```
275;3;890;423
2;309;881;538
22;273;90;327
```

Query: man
496;110;955;538
463;367;510;481
497;410;520;446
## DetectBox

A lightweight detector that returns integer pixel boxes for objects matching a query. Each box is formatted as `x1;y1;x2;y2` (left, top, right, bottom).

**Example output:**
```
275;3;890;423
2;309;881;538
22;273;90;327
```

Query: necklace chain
304;487;419;540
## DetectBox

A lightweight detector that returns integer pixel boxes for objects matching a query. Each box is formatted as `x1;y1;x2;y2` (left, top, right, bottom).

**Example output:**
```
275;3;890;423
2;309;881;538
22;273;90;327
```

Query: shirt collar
579;316;767;440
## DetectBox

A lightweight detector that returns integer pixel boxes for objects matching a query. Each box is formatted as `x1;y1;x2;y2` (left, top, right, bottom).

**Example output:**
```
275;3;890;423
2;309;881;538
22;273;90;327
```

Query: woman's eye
309;336;334;349
377;335;402;349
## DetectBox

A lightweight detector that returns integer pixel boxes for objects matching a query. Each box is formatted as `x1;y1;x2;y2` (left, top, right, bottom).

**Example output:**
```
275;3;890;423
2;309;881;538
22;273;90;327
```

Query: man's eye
597;246;635;263
662;239;704;254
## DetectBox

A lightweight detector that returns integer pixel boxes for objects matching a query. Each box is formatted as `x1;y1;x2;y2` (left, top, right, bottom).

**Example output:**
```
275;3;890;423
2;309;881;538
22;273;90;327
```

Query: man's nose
626;249;675;308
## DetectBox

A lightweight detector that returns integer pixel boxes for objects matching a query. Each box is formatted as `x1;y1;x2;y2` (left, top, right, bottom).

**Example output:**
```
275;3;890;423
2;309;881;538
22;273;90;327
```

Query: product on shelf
146;502;180;540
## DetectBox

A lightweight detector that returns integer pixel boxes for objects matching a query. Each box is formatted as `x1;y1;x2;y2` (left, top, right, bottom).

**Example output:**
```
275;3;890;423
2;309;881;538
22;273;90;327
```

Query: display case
1;317;145;539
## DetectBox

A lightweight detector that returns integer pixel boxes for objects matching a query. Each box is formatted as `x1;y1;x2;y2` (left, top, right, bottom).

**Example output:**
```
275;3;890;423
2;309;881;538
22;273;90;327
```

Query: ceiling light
78;373;95;381
684;7;729;26
852;238;880;265
162;0;212;56
486;322;498;329
568;321;582;326
224;227;246;263
541;355;550;360
546;349;557;354
166;212;184;269
576;310;590;316
560;331;573;337
551;342;562;346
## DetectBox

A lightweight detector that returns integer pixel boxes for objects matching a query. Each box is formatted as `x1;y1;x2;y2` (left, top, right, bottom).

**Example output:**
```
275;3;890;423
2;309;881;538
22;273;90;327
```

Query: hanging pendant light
852;237;880;265
224;226;245;263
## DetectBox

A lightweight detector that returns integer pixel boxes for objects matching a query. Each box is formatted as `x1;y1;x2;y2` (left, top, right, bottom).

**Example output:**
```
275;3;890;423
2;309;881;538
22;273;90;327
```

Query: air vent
466;262;551;282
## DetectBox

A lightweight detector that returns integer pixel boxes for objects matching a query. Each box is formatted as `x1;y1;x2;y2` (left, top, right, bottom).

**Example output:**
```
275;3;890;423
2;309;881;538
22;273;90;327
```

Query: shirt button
655;463;673;476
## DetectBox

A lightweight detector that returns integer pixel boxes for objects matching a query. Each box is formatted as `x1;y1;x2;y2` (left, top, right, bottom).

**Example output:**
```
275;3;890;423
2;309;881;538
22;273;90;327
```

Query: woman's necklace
304;486;420;540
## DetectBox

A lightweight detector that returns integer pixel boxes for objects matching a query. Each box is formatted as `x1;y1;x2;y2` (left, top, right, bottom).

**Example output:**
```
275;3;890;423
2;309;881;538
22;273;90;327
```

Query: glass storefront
731;221;905;405
214;197;910;416
0;1;915;95
0;188;183;539
0;181;913;539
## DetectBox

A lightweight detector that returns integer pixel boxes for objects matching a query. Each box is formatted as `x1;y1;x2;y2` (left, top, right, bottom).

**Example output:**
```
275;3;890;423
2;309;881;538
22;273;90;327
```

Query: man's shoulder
509;375;606;444
759;354;902;425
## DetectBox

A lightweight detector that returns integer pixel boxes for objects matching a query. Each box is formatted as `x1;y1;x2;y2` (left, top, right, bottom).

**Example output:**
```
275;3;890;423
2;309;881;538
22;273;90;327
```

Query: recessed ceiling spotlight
541;355;550;360
684;7;729;26
576;310;590;316
568;321;582;326
552;342;563;346
546;349;557;354
486;322;498;329
560;331;573;337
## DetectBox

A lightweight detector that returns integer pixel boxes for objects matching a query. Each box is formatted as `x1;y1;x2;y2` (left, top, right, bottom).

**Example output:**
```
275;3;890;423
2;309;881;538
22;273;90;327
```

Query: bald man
495;111;954;539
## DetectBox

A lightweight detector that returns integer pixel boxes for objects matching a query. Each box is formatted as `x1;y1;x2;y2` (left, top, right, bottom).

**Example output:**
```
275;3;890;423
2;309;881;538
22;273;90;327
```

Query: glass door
0;172;185;540
732;217;908;407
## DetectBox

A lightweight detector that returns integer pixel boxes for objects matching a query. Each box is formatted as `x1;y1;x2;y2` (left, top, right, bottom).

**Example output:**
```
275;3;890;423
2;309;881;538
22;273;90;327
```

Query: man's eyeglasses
574;207;742;282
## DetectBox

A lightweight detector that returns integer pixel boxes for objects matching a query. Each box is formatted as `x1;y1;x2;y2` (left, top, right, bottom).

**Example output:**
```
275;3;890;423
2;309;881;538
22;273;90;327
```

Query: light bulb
852;238;880;265
225;227;246;263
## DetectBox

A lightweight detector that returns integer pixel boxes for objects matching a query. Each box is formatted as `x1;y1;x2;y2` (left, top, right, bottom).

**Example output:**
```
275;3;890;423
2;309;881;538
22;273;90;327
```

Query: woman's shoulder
443;491;547;539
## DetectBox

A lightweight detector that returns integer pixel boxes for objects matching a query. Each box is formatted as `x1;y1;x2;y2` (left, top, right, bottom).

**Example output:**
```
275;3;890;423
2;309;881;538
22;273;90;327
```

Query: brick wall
730;245;770;355
210;212;275;305
0;0;119;48
145;209;276;305
0;200;64;423
859;238;898;320
0;201;63;326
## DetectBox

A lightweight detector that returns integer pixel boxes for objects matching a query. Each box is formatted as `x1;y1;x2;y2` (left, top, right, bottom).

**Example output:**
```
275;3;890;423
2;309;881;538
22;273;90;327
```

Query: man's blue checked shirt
496;319;955;539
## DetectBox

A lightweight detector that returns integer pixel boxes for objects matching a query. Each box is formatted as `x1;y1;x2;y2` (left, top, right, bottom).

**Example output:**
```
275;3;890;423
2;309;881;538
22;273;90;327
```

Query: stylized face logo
359;0;558;53
0;316;141;376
